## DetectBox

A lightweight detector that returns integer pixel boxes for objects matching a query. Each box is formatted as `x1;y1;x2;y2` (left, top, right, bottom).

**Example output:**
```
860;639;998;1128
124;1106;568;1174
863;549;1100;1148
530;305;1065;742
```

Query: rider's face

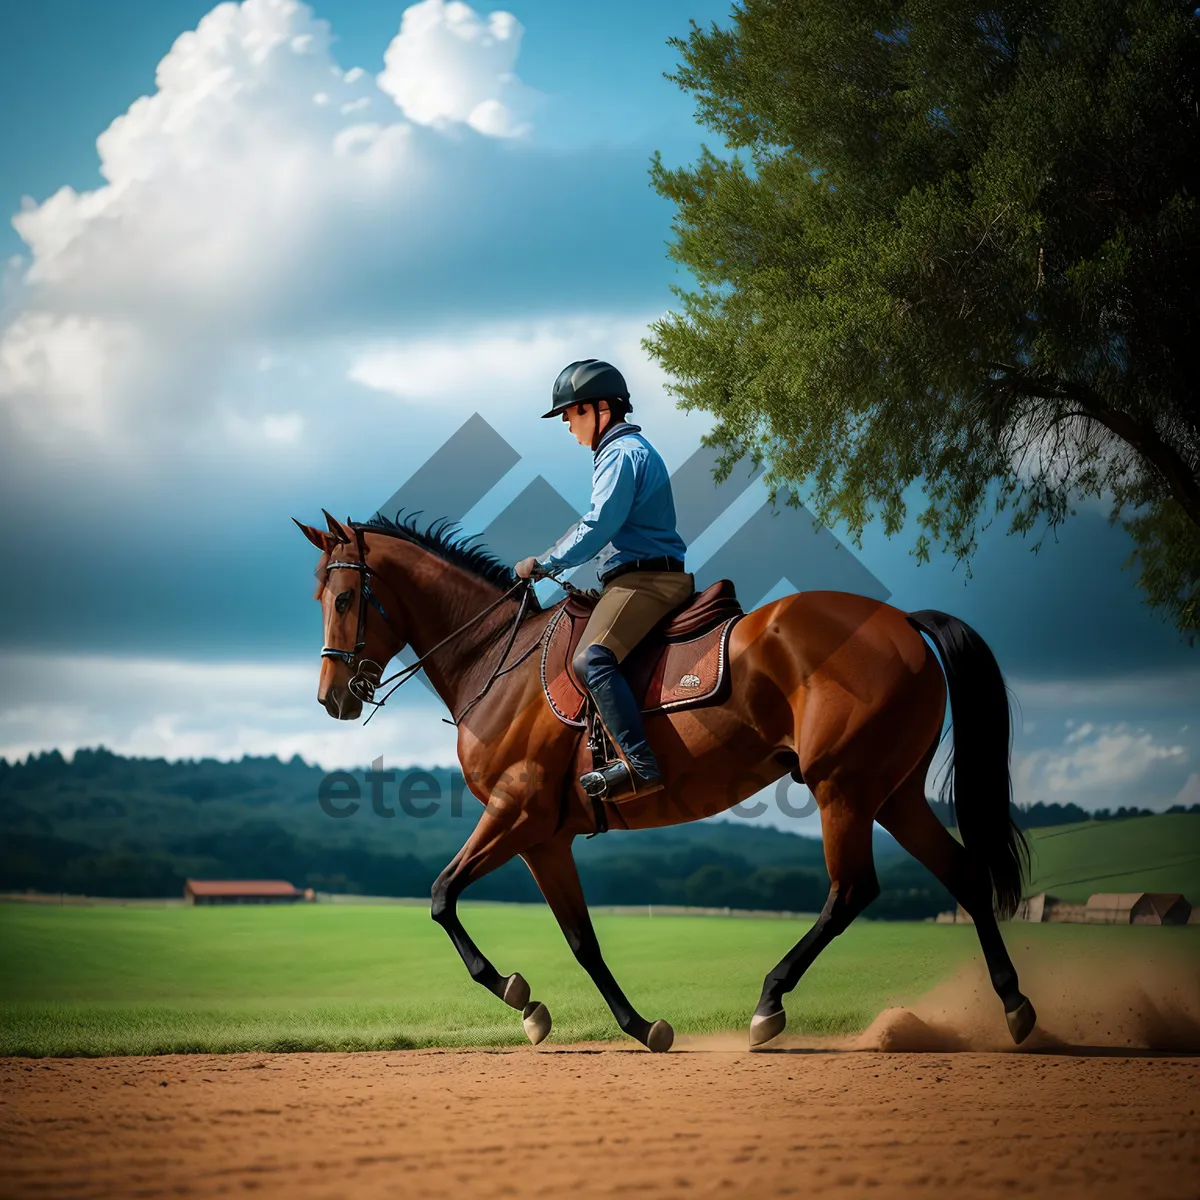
563;402;607;445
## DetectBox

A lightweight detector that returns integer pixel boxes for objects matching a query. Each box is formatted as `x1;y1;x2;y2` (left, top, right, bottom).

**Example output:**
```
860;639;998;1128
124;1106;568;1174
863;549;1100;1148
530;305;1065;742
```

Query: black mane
354;509;539;609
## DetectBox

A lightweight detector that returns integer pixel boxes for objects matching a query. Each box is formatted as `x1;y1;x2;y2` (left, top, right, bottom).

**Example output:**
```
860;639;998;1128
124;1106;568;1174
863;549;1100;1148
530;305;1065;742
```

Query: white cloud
1;0;401;454
0;652;457;770
345;310;716;475
349;313;661;406
1013;721;1190;811
0;0;563;461
0;312;148;442
14;0;411;315
1042;725;1184;789
378;0;541;137
348;324;567;401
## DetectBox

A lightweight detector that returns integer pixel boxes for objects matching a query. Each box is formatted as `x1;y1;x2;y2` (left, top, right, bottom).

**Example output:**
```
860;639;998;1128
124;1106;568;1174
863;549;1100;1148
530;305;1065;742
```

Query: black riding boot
575;643;663;802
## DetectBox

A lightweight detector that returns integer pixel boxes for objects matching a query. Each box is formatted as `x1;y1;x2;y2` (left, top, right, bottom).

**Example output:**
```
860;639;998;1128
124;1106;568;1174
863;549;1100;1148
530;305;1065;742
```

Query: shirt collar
593;420;641;460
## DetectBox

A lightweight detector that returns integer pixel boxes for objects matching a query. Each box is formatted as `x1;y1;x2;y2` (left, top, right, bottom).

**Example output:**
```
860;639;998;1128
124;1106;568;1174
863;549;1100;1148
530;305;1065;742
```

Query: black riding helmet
540;359;631;419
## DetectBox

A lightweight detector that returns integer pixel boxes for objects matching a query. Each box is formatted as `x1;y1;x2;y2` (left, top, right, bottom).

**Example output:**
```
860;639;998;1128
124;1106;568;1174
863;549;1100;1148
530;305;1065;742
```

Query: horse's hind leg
750;786;880;1047
875;756;1036;1044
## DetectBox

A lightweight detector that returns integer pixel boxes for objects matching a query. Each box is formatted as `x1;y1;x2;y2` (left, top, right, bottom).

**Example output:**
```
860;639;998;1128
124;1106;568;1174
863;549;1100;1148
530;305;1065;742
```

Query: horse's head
294;510;401;721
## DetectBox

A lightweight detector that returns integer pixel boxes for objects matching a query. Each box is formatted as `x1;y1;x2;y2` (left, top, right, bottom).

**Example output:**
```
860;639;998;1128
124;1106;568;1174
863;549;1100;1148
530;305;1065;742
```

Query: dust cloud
678;933;1199;1054
859;935;1200;1053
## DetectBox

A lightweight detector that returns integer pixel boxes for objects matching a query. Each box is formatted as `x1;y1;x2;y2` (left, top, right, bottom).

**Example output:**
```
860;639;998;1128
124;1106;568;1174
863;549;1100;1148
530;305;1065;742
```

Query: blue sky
0;0;1196;826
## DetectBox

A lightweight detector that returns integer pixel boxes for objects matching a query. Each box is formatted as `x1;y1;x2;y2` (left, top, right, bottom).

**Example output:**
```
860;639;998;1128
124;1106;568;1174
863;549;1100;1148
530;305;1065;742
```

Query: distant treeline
924;797;1199;828
2;748;1191;917
3;826;938;916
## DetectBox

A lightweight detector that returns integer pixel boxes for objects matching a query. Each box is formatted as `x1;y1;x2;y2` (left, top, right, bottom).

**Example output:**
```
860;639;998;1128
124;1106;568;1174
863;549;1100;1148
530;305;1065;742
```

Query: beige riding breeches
576;570;696;662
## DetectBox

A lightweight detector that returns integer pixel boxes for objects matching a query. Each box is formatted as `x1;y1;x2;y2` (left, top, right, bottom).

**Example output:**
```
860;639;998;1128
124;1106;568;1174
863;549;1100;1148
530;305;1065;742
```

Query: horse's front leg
522;832;674;1052
430;795;554;1043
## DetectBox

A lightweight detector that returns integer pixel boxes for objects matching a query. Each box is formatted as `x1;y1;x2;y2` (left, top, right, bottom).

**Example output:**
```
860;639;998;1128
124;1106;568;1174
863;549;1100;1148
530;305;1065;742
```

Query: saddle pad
540;604;741;727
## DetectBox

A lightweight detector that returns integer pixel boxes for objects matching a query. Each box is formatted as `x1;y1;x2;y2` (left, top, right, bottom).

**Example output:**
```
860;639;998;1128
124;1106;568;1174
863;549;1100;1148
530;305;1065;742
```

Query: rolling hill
1022;813;1200;903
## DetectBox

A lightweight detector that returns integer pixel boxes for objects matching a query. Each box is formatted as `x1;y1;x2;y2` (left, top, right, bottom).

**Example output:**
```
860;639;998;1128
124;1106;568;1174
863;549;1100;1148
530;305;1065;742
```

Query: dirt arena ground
5;952;1199;1199
2;1044;1197;1199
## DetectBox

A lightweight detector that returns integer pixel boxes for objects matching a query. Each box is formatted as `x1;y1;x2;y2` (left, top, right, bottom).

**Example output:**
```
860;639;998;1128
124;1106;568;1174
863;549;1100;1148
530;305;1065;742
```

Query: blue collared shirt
536;422;687;576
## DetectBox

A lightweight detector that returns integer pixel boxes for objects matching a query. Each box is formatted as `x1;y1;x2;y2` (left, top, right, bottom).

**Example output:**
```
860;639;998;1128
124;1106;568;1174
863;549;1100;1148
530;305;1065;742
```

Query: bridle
320;525;564;727
320;526;394;704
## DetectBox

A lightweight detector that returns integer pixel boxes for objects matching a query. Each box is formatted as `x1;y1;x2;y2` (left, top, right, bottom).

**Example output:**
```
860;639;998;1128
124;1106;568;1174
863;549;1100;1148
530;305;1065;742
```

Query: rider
514;359;694;803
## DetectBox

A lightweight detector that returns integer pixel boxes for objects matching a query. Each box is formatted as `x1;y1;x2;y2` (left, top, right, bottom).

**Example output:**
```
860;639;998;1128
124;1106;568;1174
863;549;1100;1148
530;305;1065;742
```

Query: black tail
906;609;1028;919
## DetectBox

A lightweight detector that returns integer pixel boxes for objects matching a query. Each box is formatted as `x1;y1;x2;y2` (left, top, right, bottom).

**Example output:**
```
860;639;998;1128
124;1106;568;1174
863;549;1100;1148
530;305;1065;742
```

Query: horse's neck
376;540;520;714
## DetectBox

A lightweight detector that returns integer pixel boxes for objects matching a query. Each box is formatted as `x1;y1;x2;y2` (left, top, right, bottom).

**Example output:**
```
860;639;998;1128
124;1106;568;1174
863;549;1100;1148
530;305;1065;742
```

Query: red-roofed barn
184;880;313;905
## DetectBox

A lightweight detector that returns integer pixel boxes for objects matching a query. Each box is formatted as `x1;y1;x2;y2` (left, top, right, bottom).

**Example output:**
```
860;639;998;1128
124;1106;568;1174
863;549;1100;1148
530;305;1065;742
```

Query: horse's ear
322;509;353;543
293;518;340;553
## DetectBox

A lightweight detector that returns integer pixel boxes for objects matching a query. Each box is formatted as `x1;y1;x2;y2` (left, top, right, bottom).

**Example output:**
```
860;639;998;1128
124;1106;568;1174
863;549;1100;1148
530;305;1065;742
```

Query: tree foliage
646;0;1200;634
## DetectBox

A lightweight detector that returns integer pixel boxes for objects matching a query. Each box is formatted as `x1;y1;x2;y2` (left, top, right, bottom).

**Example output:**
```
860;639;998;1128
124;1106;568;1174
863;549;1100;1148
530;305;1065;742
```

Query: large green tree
646;0;1200;635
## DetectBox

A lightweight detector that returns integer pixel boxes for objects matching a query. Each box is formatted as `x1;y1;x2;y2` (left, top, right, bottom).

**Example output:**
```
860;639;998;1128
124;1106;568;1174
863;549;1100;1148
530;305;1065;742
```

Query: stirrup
579;759;663;804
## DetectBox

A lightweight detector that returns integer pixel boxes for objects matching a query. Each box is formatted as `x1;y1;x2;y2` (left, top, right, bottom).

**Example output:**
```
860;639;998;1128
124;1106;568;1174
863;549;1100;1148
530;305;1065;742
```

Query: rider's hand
514;556;542;580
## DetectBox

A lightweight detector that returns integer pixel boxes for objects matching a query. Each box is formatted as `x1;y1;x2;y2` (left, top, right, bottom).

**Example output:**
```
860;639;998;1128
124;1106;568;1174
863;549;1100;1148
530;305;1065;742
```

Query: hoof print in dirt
523;1001;551;1045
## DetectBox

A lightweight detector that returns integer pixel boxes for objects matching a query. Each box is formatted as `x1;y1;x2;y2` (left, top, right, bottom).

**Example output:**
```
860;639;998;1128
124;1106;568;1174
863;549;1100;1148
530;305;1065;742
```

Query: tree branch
983;365;1200;528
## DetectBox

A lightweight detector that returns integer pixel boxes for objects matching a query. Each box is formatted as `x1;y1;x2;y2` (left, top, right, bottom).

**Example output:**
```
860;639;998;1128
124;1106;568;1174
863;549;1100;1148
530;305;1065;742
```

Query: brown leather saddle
539;579;744;727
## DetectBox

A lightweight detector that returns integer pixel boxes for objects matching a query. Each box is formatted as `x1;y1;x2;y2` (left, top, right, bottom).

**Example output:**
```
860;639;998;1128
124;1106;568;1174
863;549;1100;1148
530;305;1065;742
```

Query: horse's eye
335;590;354;614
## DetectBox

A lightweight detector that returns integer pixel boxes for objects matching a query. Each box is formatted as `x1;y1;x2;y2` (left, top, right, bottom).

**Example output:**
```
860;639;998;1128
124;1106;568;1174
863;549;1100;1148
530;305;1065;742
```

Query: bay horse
295;509;1036;1052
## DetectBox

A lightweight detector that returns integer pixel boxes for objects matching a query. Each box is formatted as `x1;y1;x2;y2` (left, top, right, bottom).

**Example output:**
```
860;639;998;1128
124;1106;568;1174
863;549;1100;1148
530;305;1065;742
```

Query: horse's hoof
1006;997;1036;1045
502;972;530;1010
522;1001;551;1045
750;1009;786;1048
646;1019;674;1053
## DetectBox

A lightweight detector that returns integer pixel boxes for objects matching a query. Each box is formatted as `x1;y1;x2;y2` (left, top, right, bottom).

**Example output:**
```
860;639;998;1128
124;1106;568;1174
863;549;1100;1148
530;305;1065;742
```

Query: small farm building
1084;892;1192;925
939;892;1193;924
184;880;313;905
1130;893;1191;924
945;894;1076;923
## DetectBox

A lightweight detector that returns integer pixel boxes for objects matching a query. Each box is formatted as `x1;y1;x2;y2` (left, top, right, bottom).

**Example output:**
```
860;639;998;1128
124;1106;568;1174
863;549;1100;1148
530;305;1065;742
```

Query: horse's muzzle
320;684;363;721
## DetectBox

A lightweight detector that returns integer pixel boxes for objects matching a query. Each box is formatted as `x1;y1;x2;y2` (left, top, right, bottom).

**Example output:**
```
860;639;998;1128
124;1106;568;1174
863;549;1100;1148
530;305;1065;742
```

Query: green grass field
0;903;971;1056
2;901;1195;1056
1022;813;1200;902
